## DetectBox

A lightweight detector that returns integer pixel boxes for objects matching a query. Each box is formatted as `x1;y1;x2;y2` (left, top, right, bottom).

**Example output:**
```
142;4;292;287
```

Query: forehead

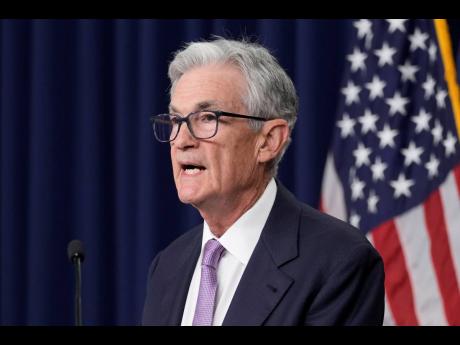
170;63;246;113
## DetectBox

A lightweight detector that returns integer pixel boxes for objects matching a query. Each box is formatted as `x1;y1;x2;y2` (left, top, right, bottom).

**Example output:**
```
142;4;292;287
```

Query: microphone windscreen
67;239;85;262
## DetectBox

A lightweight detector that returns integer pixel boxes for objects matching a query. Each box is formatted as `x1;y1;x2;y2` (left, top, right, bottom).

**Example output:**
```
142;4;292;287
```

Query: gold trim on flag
434;19;460;139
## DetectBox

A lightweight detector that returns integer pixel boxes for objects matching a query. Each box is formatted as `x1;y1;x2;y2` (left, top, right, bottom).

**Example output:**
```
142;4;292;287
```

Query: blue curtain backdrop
1;19;353;325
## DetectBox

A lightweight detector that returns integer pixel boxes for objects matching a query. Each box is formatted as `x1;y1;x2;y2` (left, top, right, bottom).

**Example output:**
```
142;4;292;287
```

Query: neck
199;176;272;237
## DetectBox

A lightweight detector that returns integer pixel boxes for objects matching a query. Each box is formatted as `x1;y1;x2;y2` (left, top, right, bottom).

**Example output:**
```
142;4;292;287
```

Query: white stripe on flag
383;293;396;326
367;233;396;326
321;153;346;221
395;205;448;325
439;170;460;287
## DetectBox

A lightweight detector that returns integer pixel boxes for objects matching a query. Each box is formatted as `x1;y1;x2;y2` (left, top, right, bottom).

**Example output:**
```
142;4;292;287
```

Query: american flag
320;19;460;325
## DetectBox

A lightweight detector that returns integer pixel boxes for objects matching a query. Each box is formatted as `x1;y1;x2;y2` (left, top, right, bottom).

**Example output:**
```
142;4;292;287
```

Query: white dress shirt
181;178;277;326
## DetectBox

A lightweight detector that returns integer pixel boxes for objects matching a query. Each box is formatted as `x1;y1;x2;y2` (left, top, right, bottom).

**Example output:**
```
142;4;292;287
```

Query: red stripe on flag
372;220;419;325
454;164;460;196
424;189;460;325
318;198;324;212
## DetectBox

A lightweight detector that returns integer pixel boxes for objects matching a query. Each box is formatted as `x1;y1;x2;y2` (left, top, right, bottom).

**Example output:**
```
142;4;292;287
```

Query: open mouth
181;164;206;175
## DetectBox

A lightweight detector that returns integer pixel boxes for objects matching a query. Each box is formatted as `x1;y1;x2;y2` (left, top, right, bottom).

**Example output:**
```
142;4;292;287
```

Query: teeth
184;168;202;175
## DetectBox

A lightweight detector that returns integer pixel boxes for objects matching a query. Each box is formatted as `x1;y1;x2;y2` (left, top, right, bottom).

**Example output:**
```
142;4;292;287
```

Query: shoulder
166;223;202;249
299;202;368;245
298;202;382;270
155;223;203;261
146;223;201;272
276;181;379;262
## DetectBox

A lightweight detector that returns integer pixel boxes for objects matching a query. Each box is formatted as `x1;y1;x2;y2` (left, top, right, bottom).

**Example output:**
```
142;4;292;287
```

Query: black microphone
67;239;85;326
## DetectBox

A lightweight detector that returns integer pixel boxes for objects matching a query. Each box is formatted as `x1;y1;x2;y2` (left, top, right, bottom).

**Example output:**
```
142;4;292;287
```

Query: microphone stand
68;239;85;326
73;256;83;326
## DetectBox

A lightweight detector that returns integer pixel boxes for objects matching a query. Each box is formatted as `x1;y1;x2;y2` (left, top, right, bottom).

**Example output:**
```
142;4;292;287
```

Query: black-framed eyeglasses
150;110;272;142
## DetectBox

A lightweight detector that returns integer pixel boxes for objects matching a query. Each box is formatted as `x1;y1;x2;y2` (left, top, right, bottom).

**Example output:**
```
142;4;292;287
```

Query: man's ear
257;119;290;164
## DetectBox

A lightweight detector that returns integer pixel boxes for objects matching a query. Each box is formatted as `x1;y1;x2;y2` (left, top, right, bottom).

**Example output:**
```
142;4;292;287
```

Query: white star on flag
425;154;440;178
428;41;437;63
386;91;410;116
443;132;457;157
408;27;429;51
370;156;388;181
422;74;436;99
367;190;380;213
349;211;361;228
411;108;432;133
401;141;424;166
358;109;379;134
374;42;397;67
386;19;408;33
436;88;448;108
365;75;386;100
377;124;398;148
390;172;415;198
353;19;373;47
351;176;366;201
347;47;368;72
337;113;356;138
354;19;372;39
431;119;443;145
353;142;372;167
398;60;420;82
341;81;361;105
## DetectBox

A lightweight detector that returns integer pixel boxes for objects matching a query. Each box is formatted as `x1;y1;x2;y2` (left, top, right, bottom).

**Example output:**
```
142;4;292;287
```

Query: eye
170;115;182;125
199;112;217;123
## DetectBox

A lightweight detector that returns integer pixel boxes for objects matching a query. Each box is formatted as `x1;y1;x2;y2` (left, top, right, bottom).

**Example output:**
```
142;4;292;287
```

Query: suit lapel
222;248;294;325
223;182;301;325
160;228;202;325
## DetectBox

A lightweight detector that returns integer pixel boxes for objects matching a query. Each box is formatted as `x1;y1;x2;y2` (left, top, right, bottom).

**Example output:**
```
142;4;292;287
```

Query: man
142;37;384;326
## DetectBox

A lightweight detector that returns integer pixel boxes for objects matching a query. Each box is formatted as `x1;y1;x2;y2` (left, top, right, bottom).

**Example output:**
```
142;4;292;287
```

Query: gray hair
168;37;299;177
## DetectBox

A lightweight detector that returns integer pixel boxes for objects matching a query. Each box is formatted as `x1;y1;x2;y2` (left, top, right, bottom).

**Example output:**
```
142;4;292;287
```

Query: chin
177;189;201;205
178;195;194;204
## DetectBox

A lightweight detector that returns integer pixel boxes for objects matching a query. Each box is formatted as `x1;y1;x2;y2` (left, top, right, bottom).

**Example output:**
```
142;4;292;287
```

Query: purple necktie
192;239;225;326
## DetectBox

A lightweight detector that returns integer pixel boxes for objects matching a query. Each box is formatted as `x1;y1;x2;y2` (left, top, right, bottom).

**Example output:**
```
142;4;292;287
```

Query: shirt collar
202;178;277;265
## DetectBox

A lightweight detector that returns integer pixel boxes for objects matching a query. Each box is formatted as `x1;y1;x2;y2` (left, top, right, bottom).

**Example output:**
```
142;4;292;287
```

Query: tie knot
202;239;225;269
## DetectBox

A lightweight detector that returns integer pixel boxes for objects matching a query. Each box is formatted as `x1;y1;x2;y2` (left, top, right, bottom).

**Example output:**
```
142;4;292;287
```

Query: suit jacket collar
160;226;203;325
222;180;301;325
160;180;301;325
259;180;301;266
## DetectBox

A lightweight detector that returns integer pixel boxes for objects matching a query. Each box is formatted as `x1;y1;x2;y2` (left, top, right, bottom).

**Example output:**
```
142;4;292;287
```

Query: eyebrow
169;100;221;114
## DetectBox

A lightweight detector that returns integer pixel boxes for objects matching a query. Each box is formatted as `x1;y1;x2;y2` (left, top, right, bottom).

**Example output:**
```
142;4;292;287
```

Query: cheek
236;138;258;163
220;145;256;180
170;151;180;176
205;132;258;182
172;164;180;180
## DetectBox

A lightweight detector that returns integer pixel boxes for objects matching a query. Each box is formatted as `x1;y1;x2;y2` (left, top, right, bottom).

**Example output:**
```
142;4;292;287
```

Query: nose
172;122;198;150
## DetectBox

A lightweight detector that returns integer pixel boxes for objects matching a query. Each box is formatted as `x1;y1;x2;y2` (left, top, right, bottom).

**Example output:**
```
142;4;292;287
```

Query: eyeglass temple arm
218;112;269;121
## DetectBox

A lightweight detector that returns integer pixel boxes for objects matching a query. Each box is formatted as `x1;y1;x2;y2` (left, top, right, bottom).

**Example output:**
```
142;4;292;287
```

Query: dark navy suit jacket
142;181;385;325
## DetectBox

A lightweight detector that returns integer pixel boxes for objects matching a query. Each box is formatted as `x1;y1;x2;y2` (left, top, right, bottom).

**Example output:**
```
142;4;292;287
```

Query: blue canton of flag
332;19;460;233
